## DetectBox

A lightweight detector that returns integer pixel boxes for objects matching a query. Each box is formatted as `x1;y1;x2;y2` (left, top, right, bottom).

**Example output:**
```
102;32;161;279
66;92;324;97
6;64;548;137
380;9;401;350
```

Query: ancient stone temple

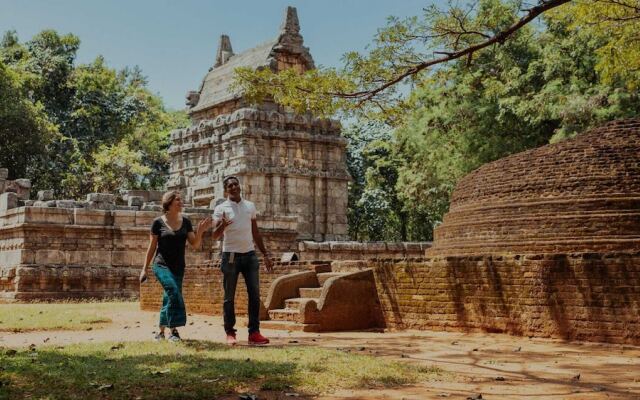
167;6;350;242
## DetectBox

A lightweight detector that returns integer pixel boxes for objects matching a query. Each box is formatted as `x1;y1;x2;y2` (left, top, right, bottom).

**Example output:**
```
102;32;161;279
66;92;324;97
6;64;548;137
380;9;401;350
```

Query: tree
549;0;640;89
392;3;640;232
0;29;184;197
0;60;58;181
337;0;640;240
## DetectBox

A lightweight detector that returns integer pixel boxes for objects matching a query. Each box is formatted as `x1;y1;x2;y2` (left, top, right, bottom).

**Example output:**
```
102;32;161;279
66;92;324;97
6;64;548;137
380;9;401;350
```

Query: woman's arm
212;211;232;240
140;234;158;283
187;216;212;250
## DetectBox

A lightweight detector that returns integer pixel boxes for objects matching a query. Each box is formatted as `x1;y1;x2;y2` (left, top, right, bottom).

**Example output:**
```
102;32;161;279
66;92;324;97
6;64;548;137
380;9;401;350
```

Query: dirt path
1;304;639;399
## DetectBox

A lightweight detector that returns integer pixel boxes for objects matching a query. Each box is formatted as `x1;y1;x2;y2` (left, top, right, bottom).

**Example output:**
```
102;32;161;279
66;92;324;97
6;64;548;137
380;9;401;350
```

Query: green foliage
394;3;640;231
339;0;640;240
0;59;58;181
549;0;640;90
0;30;184;197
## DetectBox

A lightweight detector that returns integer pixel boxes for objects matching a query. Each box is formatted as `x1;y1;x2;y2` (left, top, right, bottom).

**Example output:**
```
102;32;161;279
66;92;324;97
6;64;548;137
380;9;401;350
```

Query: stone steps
268;308;300;322
285;297;318;309
299;287;322;298
262;267;382;331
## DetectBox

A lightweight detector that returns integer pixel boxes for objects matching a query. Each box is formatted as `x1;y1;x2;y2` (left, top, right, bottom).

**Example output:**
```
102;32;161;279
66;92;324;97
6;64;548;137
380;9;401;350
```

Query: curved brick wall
430;119;640;256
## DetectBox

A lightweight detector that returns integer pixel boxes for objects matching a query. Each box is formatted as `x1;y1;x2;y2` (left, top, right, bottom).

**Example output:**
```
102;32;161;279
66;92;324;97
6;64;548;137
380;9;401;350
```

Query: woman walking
139;190;212;342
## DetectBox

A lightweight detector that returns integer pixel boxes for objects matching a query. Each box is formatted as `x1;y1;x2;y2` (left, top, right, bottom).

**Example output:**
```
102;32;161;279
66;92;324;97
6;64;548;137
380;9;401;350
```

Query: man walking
213;176;273;345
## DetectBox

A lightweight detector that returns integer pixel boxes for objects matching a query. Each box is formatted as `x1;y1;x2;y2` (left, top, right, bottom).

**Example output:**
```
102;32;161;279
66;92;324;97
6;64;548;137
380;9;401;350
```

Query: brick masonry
297;240;431;261
430;119;640;256
335;253;640;345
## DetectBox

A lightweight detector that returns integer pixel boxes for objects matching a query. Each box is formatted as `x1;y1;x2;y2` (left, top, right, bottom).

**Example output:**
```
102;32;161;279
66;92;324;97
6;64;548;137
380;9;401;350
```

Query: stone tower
167;6;350;241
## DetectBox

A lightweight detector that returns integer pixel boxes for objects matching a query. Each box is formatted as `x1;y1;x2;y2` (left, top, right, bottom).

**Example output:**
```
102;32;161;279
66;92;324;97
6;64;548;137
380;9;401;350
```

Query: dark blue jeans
153;264;186;328
221;251;261;334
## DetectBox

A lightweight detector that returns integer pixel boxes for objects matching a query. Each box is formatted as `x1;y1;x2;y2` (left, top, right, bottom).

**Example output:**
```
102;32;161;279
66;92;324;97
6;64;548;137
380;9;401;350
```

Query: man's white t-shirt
213;199;257;253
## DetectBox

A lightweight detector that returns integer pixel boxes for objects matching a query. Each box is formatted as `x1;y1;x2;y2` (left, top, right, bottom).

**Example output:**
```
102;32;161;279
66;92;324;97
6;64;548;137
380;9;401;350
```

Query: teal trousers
152;264;186;328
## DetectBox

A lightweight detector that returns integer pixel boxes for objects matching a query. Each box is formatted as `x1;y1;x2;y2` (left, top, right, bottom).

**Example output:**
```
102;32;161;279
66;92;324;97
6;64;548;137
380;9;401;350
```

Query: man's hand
263;255;274;273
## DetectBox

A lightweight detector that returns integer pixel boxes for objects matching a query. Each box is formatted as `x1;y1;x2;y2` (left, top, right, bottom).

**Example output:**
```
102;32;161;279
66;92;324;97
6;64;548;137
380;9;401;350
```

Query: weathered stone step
268;308;299;322
317;272;344;286
260;320;321;332
299;287;322;298
285;297;318;309
311;264;332;273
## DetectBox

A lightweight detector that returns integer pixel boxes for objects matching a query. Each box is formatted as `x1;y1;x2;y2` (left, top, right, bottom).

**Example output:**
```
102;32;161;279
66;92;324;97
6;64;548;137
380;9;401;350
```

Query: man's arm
251;219;273;272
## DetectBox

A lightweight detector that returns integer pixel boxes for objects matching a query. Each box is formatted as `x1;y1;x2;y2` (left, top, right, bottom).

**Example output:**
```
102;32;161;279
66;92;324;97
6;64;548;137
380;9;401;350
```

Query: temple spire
280;6;300;36
277;6;303;47
214;34;234;67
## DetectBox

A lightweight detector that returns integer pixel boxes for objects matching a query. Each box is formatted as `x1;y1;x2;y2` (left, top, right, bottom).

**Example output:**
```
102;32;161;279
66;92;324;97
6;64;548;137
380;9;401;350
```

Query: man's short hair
222;175;240;189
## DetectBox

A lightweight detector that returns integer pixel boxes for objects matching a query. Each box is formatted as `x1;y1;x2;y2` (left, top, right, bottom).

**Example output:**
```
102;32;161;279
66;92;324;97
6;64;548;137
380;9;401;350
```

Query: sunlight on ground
0;301;135;332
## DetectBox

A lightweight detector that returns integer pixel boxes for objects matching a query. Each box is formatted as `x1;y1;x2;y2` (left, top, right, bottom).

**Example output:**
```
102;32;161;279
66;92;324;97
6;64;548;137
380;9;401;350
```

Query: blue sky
1;0;439;110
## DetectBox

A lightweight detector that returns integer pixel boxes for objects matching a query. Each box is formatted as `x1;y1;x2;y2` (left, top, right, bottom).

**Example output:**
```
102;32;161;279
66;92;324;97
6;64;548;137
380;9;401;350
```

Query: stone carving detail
185;91;200;108
214;34;234;67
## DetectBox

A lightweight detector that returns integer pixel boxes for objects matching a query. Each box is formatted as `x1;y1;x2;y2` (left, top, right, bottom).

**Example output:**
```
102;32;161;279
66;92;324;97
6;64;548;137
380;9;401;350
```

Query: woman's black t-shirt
151;216;193;274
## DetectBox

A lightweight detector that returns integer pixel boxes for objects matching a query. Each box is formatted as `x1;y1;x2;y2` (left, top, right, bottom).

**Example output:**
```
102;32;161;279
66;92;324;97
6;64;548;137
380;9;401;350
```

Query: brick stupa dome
429;118;640;256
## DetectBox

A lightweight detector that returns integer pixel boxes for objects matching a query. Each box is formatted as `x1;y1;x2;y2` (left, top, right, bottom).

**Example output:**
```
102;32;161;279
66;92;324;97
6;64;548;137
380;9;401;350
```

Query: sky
1;0;439;110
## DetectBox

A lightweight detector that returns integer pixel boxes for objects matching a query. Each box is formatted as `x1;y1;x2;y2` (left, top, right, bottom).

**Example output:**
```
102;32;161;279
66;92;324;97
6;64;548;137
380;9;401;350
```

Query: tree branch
337;0;571;103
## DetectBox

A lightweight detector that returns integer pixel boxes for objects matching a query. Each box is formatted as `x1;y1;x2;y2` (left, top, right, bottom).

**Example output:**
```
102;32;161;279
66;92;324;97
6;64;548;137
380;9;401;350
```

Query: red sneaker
226;332;237;346
248;331;270;345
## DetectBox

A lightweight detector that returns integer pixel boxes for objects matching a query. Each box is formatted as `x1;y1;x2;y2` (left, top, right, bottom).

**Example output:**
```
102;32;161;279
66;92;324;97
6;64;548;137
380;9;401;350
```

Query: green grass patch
0;302;134;332
0;340;441;399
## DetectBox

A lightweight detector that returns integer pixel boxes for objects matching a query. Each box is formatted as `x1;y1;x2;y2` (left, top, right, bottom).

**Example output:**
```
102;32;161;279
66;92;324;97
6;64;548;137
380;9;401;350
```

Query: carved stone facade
166;7;349;241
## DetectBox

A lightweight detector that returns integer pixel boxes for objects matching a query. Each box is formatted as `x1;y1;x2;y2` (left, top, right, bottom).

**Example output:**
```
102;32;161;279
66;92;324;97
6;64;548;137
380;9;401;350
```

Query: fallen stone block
86;193;115;203
37;190;54;201
127;196;143;208
141;203;163;212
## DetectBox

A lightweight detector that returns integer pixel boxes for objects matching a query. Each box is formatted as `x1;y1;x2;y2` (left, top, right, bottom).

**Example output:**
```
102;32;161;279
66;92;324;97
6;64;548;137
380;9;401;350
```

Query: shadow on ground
0;340;313;400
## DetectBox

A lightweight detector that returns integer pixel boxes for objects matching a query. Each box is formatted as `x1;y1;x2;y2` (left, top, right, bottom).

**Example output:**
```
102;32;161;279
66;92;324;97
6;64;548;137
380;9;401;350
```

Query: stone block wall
0;206;215;300
0;201;300;300
0;168;31;200
334;252;640;345
140;261;329;317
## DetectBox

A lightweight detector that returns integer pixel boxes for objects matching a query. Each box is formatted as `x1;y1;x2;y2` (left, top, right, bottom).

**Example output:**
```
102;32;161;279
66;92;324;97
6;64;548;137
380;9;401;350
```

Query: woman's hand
198;216;213;232
139;268;148;284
